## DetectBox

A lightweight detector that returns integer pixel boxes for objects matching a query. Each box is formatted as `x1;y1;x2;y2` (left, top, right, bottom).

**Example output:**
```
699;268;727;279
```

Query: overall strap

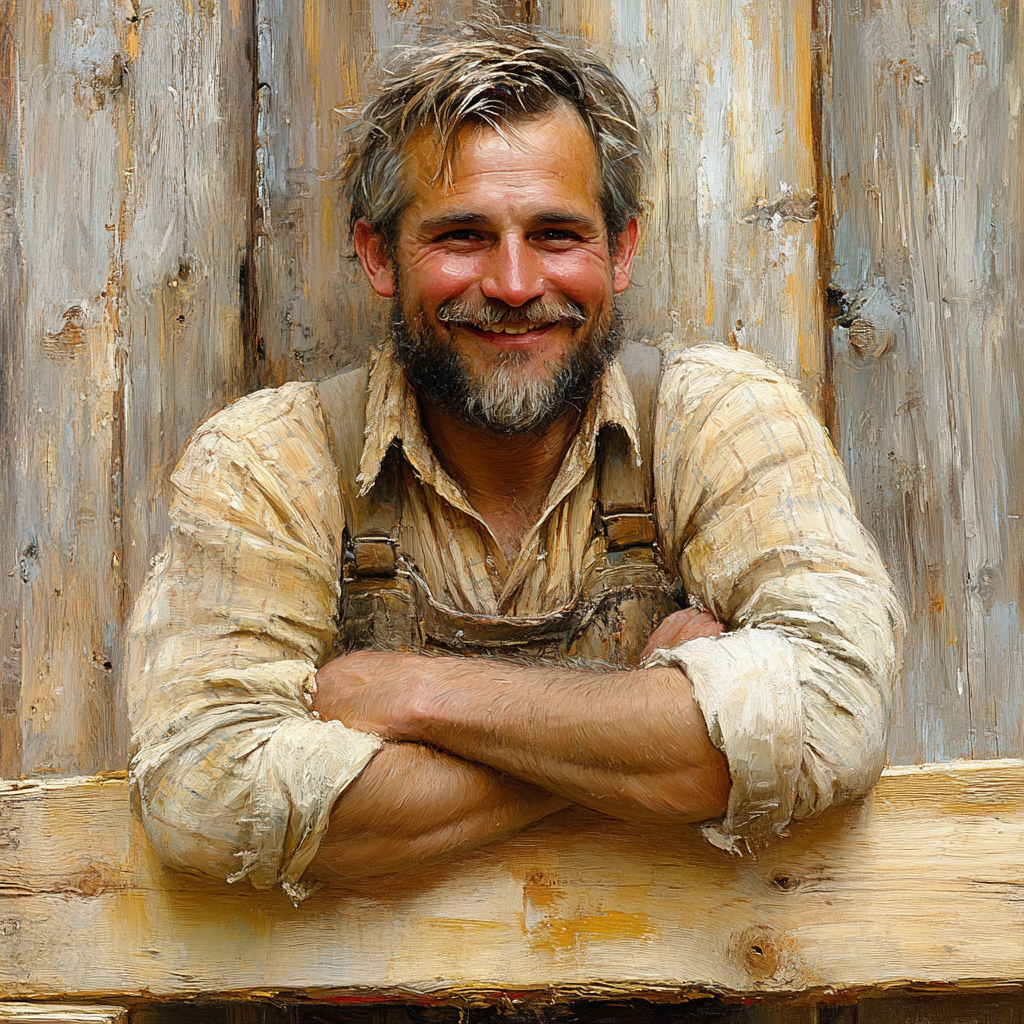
317;365;402;576
597;341;663;549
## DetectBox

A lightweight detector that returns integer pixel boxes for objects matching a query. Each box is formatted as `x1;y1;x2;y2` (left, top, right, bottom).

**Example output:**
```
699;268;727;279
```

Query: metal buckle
352;536;398;576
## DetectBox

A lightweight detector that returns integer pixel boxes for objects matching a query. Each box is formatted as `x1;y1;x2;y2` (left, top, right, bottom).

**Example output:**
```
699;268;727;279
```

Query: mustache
435;298;587;328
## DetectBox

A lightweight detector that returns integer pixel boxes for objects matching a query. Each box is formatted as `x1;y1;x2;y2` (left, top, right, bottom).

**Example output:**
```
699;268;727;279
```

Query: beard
389;294;624;435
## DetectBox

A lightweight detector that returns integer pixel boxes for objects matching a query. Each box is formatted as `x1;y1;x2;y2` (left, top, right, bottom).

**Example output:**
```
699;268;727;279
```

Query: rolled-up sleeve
648;346;904;851
127;384;382;896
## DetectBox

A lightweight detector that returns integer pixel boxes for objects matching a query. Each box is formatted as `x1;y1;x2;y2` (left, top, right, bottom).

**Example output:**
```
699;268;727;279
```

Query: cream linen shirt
127;342;903;896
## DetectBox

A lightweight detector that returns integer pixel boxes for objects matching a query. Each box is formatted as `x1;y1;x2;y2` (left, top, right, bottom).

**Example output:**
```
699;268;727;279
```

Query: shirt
127;342;904;898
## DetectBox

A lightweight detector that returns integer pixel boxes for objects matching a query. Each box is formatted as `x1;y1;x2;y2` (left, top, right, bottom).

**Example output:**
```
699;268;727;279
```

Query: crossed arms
309;610;730;879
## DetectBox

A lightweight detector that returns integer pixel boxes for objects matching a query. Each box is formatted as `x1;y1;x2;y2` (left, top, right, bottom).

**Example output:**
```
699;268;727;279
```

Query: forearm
413;661;728;822
308;741;569;880
316;654;730;824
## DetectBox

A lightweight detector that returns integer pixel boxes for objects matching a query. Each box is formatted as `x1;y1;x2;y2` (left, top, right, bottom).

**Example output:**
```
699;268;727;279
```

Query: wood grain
121;0;254;608
827;0;1024;763
0;760;1020;1001
0;0;133;776
0;1006;126;1024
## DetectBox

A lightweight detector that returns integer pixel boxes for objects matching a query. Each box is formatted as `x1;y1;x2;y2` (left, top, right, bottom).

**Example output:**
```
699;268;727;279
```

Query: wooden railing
1;760;1021;1005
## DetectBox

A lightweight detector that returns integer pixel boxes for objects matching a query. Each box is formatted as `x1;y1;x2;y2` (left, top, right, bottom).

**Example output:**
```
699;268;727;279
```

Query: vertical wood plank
829;0;1024;762
536;0;826;401
0;0;23;777
0;0;134;775
122;0;254;607
254;0;525;389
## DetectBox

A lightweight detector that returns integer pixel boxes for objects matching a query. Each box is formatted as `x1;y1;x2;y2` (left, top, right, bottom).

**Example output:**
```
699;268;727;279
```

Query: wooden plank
828;0;1024;762
253;0;476;387
0;0;23;778
0;0;134;776
121;0;255;609
536;0;826;403
0;761;1020;1001
0;1006;126;1024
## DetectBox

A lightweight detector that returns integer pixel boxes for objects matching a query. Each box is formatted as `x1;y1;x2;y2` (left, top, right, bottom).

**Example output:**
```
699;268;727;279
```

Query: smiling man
127;27;903;899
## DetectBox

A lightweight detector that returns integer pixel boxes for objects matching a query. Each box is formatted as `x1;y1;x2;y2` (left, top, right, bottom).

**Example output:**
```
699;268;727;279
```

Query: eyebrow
417;209;602;232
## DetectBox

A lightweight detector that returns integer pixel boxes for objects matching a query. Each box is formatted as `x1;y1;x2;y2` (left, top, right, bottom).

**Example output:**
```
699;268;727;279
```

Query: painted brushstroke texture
0;761;1021;998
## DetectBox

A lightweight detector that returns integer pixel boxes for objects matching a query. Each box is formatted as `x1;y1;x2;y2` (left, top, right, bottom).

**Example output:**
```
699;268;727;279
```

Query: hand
639;608;724;663
313;648;428;737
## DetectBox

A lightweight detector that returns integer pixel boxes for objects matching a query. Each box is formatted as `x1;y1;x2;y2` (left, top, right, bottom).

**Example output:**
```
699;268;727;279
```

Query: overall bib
317;342;685;669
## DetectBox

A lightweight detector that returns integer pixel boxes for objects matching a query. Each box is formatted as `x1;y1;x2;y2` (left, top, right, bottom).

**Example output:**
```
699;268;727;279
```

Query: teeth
473;323;543;335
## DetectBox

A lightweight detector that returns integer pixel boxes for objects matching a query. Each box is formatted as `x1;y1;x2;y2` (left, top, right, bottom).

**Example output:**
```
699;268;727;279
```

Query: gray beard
389;299;624;435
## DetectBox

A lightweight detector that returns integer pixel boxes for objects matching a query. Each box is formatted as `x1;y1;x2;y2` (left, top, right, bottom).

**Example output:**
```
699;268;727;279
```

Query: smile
468;321;553;335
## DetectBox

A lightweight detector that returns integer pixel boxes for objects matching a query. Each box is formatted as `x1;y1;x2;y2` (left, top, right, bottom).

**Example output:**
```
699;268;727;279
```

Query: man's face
356;106;639;433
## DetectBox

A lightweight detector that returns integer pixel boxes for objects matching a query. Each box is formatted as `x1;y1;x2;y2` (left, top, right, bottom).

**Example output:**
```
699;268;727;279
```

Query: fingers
640;608;725;663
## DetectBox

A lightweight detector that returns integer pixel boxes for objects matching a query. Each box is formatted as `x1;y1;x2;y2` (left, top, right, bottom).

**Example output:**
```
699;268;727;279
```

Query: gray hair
344;23;647;248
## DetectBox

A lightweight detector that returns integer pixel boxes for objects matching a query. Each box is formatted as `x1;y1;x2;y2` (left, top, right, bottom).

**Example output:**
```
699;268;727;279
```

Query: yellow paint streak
792;0;815;169
522;875;566;911
705;271;715;327
529;911;655;952
303;3;321;117
124;24;139;62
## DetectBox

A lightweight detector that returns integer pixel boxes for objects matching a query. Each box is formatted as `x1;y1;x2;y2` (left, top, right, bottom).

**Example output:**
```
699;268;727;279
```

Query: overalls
317;342;685;669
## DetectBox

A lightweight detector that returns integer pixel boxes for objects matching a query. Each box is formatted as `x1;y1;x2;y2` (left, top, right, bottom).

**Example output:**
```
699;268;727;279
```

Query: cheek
539;252;614;307
401;251;486;305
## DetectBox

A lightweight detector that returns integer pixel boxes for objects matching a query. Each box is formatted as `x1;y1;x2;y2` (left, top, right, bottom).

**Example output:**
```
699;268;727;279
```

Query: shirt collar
357;343;642;499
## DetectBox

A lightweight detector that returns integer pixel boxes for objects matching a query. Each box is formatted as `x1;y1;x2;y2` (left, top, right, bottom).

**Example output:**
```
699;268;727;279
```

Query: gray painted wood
0;0;252;776
0;0;131;775
121;0;254;607
828;0;1024;762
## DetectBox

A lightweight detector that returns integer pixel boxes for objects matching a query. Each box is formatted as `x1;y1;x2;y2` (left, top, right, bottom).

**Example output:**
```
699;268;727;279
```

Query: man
127;27;903;900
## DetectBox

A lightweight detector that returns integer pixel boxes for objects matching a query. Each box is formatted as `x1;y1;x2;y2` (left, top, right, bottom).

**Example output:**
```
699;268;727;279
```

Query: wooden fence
1;0;1021;779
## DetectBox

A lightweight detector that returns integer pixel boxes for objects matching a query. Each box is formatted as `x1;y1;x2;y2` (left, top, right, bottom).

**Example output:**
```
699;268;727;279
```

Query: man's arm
129;383;579;890
313;608;732;827
309;743;568;879
316;349;905;855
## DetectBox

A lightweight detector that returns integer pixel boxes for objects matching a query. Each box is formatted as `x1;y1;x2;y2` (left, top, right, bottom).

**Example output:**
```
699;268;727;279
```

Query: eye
434;228;487;247
535;228;585;248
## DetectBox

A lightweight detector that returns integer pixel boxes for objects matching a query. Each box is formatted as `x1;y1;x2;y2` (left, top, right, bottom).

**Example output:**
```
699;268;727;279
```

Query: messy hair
344;23;647;247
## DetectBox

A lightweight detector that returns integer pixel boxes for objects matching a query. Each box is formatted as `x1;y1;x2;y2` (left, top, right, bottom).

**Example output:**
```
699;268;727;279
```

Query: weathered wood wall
0;0;1021;780
0;0;252;776
827;0;1024;762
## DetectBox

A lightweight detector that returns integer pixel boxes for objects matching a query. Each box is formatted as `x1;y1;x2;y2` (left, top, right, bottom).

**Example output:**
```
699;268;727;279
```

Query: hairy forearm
316;653;731;825
411;660;729;822
307;741;568;880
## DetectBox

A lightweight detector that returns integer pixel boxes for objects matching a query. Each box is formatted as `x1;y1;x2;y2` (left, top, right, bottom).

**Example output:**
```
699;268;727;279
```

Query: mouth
463;321;557;337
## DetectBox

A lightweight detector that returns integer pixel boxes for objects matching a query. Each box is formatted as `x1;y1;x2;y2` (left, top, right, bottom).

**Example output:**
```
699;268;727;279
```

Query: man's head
346;26;647;434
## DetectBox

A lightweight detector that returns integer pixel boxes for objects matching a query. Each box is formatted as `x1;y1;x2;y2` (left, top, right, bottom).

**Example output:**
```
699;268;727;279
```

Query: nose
480;234;545;308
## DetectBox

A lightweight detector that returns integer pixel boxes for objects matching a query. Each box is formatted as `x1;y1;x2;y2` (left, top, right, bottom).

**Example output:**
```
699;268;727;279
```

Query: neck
420;400;583;559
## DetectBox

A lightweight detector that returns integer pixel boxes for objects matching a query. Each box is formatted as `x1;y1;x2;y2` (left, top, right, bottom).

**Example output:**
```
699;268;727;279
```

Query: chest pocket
318;343;685;669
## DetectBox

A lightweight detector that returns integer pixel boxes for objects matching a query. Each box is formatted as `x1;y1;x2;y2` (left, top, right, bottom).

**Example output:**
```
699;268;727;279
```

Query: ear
611;216;640;294
354;219;396;297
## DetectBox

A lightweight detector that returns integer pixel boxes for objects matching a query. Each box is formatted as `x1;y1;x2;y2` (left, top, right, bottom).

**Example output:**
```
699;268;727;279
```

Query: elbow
129;757;256;886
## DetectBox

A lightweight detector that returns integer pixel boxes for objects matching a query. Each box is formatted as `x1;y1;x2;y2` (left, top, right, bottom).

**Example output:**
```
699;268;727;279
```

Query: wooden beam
0;760;1020;1002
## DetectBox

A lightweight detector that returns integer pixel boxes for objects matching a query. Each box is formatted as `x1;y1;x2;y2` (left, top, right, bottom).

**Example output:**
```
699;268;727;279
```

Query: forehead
399;108;603;225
